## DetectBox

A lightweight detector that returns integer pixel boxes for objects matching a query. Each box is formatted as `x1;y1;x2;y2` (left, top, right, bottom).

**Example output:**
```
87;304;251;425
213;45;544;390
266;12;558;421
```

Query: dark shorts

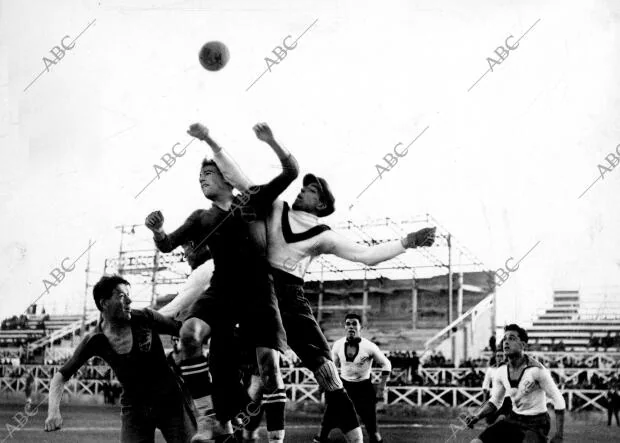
186;264;286;352
120;396;196;443
272;268;331;371
479;411;550;443
323;379;378;435
486;396;512;424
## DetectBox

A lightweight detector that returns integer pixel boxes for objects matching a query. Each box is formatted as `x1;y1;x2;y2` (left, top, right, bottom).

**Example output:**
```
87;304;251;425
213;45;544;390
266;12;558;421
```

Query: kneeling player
465;324;565;443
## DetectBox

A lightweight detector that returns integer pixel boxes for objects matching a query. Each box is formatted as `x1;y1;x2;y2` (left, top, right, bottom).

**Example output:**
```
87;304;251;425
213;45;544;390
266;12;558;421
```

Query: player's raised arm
188;122;256;191
251;122;300;202
145;210;200;253
317;227;436;266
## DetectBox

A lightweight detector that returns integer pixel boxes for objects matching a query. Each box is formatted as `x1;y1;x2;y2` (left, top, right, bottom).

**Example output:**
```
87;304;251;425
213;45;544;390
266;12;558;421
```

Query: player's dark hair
200;158;233;187
344;313;363;325
93;275;130;311
504;323;528;343
201;158;219;170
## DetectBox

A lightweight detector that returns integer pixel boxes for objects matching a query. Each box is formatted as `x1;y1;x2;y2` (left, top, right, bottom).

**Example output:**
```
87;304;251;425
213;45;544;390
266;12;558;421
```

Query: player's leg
274;274;362;443
315;392;340;442
24;385;32;407
207;318;245;443
242;270;288;443
256;346;286;443
476;415;523;443
178;317;217;441
520;413;550;443
120;405;156;443
156;393;197;443
241;372;264;442
242;404;264;442
177;290;224;442
353;379;381;443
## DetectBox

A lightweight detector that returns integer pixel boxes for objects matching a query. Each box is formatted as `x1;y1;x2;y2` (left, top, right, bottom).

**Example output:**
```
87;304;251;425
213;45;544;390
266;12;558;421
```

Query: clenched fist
187;123;210;142
44;412;63;432
463;414;478;429
402;227;436;249
253;123;274;143
145;211;164;232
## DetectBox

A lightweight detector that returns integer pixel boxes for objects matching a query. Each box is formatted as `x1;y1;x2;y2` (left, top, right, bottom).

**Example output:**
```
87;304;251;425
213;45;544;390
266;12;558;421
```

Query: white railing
0;376;606;412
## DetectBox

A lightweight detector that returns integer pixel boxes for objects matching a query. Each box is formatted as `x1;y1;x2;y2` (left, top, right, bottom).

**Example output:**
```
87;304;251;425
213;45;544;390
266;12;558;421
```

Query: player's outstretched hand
463;414;478;429
253;122;274;143
145;210;164;232
44;412;62;432
187;123;210;141
402;227;436;249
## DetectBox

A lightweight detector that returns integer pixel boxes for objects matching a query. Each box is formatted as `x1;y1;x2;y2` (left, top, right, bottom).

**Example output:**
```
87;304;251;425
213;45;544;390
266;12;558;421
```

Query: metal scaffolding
104;214;494;360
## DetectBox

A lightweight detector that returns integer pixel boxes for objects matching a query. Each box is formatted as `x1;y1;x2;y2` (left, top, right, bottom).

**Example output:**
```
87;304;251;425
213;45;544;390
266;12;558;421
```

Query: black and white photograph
1;0;619;441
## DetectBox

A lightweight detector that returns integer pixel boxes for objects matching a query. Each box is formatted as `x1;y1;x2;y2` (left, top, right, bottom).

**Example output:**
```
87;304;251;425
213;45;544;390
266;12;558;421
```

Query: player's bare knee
256;348;281;390
179;318;209;356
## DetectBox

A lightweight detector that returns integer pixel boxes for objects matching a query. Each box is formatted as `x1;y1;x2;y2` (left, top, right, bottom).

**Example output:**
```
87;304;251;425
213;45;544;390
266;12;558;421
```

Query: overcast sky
1;0;619;327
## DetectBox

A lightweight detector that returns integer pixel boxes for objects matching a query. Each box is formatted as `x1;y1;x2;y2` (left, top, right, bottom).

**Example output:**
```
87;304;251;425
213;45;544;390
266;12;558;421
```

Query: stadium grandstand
1;216;619;416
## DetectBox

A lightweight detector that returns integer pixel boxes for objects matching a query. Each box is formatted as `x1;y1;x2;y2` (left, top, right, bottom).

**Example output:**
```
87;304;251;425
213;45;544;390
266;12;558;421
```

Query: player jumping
464;324;565;443
209;143;436;443
316;313;392;443
44;275;196;442
146;122;298;443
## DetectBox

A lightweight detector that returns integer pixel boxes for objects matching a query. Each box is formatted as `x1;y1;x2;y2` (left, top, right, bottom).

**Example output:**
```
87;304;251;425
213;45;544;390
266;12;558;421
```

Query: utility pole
151;248;160;307
411;270;418;330
448;234;456;364
81;238;93;337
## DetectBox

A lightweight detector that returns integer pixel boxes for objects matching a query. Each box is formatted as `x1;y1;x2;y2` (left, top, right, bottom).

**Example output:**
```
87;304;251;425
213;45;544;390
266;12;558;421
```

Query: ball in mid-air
199;41;229;71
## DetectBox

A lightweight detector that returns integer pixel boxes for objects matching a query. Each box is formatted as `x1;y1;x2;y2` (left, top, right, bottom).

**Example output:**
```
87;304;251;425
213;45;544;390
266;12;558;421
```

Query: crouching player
44;275;196;442
464;324;565;443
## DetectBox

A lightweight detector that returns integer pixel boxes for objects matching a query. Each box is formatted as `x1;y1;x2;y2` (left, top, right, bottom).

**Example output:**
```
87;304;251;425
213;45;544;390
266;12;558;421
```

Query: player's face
104;284;132;321
199;165;230;200
503;330;524;357
292;183;325;214
345;318;361;338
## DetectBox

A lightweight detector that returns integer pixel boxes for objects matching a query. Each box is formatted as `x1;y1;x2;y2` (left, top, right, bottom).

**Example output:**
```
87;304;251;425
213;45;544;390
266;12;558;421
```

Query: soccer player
605;385;620;426
146;122;298;443
316;313;392;443
481;343;511;424
44;275;196;442
210;145;436;443
464;324;565;443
